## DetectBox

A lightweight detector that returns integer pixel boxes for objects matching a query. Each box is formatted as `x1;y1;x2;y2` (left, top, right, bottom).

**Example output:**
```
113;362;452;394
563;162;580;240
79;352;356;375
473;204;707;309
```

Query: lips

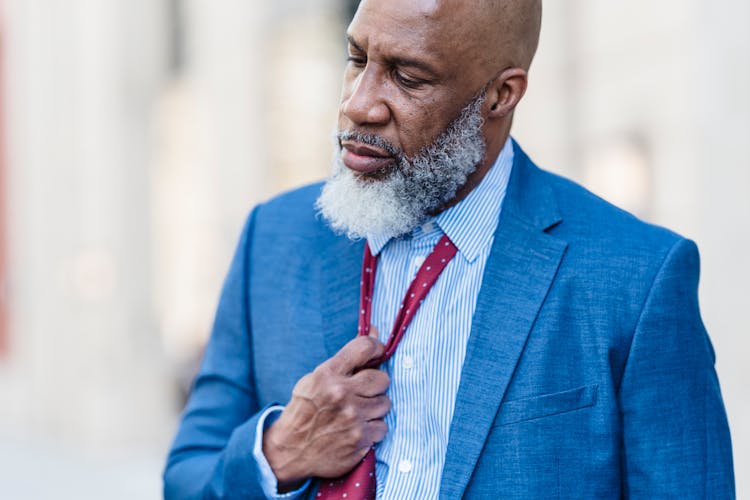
341;141;396;174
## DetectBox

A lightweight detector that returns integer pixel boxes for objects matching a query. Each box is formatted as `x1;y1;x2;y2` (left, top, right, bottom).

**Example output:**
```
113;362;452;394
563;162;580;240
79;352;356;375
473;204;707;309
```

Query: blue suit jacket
164;143;734;499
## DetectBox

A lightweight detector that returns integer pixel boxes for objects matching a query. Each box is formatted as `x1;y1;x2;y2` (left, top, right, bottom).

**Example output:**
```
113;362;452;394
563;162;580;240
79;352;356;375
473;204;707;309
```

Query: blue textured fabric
163;140;735;499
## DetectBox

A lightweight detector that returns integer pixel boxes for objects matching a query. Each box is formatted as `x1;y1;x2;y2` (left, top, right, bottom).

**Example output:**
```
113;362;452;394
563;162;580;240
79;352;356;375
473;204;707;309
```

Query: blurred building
0;1;747;498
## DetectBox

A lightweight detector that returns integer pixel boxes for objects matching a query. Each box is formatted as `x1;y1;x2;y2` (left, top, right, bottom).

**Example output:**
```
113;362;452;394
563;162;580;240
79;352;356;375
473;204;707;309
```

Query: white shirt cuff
253;405;312;499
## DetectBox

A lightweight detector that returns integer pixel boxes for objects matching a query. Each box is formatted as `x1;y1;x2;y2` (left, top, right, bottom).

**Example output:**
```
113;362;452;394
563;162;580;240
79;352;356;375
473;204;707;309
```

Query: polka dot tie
316;234;458;499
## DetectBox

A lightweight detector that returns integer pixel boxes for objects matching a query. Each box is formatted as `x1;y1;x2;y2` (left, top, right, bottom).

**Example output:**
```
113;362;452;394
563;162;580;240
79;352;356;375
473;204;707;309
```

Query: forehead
348;0;478;71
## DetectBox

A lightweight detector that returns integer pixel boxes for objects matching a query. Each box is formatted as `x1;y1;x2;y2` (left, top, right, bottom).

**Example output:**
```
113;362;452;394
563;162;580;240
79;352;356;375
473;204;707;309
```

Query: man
164;0;735;498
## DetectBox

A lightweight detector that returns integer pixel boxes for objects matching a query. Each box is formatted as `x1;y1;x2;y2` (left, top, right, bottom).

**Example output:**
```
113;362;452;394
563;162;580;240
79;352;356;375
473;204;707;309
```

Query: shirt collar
367;230;394;257
368;137;514;260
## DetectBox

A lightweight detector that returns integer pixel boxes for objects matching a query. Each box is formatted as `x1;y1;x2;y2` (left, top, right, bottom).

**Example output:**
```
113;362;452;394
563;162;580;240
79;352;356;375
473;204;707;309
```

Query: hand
262;328;391;490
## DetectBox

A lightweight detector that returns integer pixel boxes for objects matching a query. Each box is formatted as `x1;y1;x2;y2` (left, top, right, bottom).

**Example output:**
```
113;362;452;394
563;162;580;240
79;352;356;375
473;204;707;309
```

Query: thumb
368;325;380;341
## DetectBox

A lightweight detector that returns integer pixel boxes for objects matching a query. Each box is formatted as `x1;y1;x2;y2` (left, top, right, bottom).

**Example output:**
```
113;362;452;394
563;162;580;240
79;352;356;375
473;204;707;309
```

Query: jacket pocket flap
494;384;598;427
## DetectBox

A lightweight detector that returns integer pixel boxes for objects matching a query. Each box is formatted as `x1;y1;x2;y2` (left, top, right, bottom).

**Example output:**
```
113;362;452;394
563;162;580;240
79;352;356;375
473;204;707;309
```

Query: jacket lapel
439;143;568;499
319;231;365;358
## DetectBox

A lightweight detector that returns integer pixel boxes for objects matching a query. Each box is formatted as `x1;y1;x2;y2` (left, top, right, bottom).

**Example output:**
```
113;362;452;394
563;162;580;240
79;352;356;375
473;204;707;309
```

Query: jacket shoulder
258;182;324;220
251;182;330;239
539;166;684;252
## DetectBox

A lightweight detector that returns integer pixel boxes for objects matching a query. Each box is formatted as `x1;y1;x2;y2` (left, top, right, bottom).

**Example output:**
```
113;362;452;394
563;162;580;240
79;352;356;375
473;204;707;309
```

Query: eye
347;53;366;67
393;70;425;90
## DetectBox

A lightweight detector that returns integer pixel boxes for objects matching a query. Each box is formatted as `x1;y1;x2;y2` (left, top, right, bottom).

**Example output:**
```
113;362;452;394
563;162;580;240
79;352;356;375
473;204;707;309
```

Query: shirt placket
389;229;440;498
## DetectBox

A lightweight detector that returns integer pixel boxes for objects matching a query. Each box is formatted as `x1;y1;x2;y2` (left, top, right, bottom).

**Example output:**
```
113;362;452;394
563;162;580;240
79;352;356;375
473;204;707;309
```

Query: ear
485;68;528;119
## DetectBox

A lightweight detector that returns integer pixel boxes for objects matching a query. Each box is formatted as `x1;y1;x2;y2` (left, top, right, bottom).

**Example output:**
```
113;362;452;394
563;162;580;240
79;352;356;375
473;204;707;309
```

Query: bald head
349;0;541;83
439;0;542;73
480;0;542;70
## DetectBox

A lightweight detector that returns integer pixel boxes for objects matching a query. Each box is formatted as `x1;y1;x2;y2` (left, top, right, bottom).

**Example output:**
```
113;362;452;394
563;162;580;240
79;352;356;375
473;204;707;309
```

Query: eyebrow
346;35;439;78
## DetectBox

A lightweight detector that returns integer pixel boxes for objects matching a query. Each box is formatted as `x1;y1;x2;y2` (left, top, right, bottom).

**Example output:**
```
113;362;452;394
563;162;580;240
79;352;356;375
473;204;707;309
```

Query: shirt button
413;256;425;268
421;221;434;233
403;355;415;370
398;459;413;473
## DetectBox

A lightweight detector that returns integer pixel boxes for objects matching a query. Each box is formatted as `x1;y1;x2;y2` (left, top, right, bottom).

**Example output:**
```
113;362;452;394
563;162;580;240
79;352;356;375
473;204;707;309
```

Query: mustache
337;130;405;162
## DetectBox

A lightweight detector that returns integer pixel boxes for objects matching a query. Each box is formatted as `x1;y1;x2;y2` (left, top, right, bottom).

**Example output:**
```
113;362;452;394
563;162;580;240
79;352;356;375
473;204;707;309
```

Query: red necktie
316;234;458;499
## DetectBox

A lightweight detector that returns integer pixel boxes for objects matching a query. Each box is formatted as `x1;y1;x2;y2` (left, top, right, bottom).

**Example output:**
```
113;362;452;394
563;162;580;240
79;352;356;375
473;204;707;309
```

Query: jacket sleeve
163;207;304;499
619;238;735;498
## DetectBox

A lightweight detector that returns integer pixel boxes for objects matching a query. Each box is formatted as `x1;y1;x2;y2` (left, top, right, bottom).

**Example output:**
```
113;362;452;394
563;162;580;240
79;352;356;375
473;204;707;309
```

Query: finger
342;445;374;469
367;419;388;444
368;325;379;340
357;394;391;420
327;335;385;375
351;368;390;396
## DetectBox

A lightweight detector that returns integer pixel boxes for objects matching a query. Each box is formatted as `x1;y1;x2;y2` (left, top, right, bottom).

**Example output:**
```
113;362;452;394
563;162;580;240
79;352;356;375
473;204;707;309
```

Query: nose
340;65;390;127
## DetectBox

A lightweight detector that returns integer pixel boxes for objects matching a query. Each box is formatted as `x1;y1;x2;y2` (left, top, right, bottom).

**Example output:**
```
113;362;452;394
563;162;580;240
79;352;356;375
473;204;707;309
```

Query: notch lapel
439;143;568;499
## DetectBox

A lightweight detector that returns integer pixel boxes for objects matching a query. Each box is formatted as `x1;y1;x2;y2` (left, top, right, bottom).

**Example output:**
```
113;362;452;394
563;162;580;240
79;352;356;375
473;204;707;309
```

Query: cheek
395;104;449;156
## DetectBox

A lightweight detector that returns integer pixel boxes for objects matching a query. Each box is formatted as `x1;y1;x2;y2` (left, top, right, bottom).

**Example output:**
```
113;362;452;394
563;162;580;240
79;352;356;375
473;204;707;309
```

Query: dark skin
263;329;389;490
264;0;541;491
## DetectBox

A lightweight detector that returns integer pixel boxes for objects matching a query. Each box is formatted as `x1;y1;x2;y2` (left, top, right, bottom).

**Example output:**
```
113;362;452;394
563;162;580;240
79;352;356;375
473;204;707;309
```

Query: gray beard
316;93;487;241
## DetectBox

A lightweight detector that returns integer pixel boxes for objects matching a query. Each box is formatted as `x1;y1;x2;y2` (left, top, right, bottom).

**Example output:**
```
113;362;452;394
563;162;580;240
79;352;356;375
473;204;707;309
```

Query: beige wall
1;0;172;448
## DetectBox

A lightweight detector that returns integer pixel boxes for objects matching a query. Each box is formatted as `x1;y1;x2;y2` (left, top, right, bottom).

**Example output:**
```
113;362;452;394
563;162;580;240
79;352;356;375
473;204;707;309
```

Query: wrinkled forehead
349;0;487;72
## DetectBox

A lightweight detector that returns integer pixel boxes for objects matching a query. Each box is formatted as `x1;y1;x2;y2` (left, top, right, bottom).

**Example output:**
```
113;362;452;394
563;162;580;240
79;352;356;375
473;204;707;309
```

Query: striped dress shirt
366;138;513;499
254;138;514;499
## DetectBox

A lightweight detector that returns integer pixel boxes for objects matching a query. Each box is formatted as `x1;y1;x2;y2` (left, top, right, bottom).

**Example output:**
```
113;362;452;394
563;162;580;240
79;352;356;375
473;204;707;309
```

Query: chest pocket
493;384;598;427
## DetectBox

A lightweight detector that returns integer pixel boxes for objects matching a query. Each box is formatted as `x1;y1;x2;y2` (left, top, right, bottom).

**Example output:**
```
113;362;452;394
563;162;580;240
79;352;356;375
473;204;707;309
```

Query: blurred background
0;0;747;498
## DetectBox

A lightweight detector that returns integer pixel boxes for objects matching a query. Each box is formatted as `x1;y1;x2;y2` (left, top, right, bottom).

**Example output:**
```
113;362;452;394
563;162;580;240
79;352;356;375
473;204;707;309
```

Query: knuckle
340;404;358;423
293;373;314;394
326;382;347;403
309;367;326;385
